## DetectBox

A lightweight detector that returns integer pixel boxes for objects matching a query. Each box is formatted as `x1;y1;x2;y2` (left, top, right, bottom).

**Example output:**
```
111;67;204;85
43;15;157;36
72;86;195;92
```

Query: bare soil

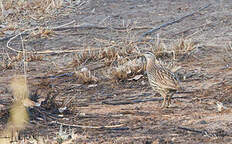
1;0;232;143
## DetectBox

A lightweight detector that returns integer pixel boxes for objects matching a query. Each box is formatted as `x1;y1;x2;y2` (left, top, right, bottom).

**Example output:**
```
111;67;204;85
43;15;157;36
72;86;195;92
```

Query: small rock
141;80;146;85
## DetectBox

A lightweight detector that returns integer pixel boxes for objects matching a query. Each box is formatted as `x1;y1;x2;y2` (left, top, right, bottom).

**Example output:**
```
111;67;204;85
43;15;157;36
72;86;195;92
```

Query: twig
102;96;191;105
0;21;76;43
6;27;39;53
3;20;147;54
51;120;128;130
51;24;110;31
0;24;147;42
5;21;75;53
49;20;75;30
34;72;74;79
177;126;217;137
51;23;130;31
52;24;151;31
32;48;102;54
138;3;211;41
20;33;27;76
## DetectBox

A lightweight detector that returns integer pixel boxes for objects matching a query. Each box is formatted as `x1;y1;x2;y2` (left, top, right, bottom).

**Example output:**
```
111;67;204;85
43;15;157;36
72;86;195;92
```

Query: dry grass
75;67;98;83
149;37;197;60
109;57;144;81
70;41;136;68
0;53;23;70
52;37;196;83
172;38;197;59
0;6;200;142
26;53;43;62
224;42;232;63
27;27;56;40
0;52;43;70
0;1;230;143
0;0;64;22
0;0;66;41
67;39;143;82
0;75;34;143
150;37;168;58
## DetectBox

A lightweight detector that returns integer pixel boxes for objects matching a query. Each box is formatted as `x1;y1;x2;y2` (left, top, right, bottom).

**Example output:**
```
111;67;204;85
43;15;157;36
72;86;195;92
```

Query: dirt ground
1;0;232;143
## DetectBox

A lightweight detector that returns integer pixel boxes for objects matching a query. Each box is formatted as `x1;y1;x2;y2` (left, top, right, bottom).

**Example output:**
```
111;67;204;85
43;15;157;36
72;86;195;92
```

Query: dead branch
102;95;190;105
177;126;217;137
0;24;147;43
51;24;151;31
51;121;128;130
6;27;39;53
51;23;123;31
138;3;211;41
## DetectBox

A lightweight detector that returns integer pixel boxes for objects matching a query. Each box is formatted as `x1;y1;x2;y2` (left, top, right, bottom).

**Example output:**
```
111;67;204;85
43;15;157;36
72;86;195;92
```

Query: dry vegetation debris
68;37;197;82
75;67;98;83
0;75;34;143
0;52;23;70
0;0;64;22
0;0;80;41
173;38;198;58
150;37;198;60
224;42;232;64
0;52;43;70
27;27;56;40
109;57;144;80
1;1;223;143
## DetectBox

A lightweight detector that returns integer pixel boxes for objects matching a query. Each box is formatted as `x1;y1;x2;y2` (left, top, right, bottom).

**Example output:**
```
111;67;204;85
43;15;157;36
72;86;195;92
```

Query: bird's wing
156;65;181;90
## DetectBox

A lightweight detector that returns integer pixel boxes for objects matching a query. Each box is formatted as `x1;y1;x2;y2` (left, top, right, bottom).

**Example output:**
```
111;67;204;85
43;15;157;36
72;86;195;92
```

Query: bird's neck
146;57;156;69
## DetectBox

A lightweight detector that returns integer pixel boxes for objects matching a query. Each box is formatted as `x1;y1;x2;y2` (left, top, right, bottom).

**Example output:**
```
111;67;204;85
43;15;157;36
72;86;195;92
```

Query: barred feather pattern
144;52;182;108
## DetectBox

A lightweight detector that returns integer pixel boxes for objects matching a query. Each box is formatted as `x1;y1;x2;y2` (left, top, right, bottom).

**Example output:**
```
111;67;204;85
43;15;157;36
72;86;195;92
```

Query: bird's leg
167;93;174;107
167;95;171;107
161;93;167;108
167;94;172;107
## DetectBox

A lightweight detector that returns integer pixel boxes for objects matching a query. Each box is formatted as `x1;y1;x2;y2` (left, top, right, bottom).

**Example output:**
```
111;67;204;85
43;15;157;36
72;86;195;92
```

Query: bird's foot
160;103;170;109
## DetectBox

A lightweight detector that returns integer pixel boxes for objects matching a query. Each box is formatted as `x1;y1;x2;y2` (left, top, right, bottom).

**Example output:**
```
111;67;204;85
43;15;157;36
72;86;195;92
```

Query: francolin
143;51;182;108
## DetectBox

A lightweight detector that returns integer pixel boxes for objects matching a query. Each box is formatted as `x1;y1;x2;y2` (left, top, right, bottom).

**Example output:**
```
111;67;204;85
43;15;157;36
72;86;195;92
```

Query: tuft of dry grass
10;75;29;101
109;57;144;81
0;52;43;70
0;75;34;143
0;0;65;40
75;67;98;83
224;42;232;64
70;43;136;69
0;53;23;70
149;37;197;60
74;48;103;66
172;38;197;59
26;53;43;62
150;37;168;58
0;0;64;21
68;37;195;82
26;27;56;40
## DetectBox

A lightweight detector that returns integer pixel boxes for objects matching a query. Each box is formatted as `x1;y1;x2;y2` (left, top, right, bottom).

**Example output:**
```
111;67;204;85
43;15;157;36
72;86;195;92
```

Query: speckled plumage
144;51;182;108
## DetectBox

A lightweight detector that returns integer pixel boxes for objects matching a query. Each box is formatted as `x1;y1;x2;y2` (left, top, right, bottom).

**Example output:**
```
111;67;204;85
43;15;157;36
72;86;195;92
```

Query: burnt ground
1;0;232;143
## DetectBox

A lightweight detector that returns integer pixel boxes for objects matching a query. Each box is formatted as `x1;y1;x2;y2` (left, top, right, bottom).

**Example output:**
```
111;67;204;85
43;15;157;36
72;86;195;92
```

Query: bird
143;51;182;108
